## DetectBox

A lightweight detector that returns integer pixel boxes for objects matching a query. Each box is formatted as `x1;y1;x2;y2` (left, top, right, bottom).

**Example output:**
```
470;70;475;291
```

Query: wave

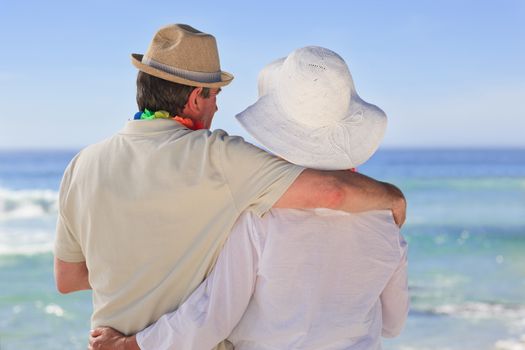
414;301;525;320
398;177;525;191
0;242;54;256
0;187;58;221
0;228;55;256
494;336;525;350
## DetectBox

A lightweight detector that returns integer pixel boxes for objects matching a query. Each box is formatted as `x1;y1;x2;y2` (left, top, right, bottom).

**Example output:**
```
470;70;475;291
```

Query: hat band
142;56;222;83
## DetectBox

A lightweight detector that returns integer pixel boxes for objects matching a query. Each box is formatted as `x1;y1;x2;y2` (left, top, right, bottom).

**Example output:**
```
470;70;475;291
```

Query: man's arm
274;169;407;227
54;257;91;294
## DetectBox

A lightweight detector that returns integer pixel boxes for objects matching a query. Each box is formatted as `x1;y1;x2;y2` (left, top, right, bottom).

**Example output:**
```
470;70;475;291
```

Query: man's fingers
88;334;99;349
392;205;406;228
393;210;405;228
392;199;407;228
89;335;105;350
88;327;109;350
90;327;105;337
88;336;95;349
87;327;128;350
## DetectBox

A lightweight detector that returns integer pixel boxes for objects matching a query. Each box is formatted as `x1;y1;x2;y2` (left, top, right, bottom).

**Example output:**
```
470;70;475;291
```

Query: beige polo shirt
54;119;304;335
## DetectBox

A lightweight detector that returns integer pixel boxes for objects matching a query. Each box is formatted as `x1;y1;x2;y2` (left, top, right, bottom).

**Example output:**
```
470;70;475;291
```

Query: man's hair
136;71;210;116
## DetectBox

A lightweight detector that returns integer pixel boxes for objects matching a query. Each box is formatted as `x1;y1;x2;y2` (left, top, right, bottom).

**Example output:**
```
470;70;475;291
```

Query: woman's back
228;208;408;350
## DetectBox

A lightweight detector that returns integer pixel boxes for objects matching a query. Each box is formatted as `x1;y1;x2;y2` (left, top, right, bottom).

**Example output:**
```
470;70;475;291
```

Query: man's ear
185;87;203;113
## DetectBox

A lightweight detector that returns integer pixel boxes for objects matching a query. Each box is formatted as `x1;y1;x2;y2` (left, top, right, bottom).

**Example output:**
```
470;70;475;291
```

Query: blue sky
0;0;524;149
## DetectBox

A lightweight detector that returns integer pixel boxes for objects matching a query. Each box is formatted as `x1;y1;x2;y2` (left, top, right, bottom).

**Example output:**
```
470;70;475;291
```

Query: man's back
54;119;303;334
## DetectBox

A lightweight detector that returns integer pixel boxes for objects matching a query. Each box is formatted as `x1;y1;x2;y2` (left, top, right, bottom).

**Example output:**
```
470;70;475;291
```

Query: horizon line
1;146;524;152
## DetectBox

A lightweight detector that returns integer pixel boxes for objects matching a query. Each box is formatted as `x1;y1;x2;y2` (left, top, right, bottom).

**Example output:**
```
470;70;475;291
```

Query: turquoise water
0;149;524;349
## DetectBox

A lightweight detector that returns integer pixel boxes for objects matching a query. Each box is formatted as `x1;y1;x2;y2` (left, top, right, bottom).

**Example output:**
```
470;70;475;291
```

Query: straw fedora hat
236;46;387;170
131;24;233;88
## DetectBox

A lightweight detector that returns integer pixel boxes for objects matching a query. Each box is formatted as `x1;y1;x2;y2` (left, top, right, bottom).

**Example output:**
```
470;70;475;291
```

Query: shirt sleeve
136;212;262;350
53;158;85;263
54;212;85;262
218;132;304;217
380;234;409;338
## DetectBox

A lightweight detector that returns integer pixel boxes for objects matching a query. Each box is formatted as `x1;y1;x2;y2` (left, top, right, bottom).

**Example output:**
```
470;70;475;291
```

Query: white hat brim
235;92;387;170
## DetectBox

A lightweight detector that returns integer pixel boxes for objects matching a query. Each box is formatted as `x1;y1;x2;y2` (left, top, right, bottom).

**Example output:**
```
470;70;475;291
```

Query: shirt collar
119;119;187;135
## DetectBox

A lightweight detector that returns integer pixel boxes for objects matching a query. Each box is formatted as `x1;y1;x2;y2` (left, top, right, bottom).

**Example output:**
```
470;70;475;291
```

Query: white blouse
137;208;409;350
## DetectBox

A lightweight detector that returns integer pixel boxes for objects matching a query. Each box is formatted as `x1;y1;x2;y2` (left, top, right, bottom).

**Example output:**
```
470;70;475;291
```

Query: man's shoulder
73;137;115;162
209;129;273;159
63;133;122;174
207;129;247;145
82;129;124;152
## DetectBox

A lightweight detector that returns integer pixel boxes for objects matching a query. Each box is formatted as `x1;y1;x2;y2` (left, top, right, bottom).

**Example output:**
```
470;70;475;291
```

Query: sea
0;148;524;350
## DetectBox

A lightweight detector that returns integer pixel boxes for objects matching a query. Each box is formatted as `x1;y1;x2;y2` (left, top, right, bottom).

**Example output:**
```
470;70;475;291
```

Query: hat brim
235;93;387;170
131;54;233;88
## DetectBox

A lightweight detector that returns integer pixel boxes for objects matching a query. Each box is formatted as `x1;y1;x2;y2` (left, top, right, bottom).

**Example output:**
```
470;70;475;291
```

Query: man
89;46;408;350
54;24;405;346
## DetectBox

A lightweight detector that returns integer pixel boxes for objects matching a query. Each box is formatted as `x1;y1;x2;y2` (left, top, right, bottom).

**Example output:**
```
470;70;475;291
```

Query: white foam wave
402;178;525;191
495;335;525;350
35;301;67;318
44;304;65;317
397;347;446;350
432;302;525;320
0;188;58;221
0;228;55;256
0;242;54;256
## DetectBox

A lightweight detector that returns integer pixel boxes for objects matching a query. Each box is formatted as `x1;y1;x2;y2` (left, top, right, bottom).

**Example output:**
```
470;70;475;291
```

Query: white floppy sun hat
236;46;387;170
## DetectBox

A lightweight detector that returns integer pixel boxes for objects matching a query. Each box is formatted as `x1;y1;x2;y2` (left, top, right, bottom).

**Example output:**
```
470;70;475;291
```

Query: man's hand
385;183;407;228
89;327;139;350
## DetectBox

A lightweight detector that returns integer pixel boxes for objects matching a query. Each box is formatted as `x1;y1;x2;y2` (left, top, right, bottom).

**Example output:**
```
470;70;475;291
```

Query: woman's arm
380;235;409;337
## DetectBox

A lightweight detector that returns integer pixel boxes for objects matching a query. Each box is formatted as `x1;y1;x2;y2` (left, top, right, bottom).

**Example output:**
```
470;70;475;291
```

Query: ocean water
0;148;524;349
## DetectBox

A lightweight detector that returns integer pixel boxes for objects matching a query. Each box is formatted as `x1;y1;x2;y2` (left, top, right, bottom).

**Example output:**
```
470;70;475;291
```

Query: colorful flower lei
133;109;205;130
